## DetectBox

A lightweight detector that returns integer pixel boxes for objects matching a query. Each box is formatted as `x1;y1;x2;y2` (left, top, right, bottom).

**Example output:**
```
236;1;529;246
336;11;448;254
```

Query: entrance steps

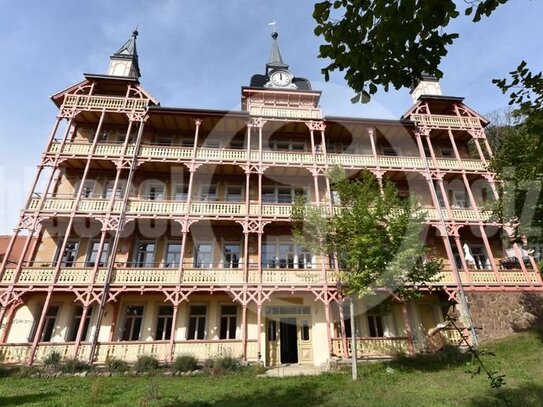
260;363;329;378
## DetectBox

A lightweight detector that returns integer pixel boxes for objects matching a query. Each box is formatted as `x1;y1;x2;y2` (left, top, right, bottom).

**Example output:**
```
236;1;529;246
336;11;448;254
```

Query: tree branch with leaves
292;167;442;299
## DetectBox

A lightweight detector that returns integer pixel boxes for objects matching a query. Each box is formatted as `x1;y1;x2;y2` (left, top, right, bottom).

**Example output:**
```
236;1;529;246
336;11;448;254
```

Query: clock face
270;70;291;87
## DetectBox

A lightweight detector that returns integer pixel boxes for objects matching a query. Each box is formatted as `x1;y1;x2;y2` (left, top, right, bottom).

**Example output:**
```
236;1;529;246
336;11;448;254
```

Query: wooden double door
266;316;313;366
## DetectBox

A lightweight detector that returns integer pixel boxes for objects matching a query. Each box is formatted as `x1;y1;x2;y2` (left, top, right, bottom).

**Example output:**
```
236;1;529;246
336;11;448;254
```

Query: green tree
312;0;536;104
292;167;441;298
487;108;543;241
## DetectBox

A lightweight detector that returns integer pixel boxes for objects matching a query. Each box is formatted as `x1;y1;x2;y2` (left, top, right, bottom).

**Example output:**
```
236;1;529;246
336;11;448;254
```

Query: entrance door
280;317;298;364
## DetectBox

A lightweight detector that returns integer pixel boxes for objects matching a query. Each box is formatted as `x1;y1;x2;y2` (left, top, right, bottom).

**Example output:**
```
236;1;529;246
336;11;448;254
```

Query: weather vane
268;20;277;32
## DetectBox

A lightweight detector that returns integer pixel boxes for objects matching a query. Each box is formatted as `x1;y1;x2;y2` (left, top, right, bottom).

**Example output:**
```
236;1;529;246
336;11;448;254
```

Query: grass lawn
1;331;543;407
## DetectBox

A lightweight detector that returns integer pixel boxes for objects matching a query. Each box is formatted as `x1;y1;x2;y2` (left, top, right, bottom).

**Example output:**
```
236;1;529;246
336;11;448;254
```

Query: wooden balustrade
331;337;410;357
410;114;481;129
0;340;259;365
0;266;539;288
63;95;148;112
46;142;486;171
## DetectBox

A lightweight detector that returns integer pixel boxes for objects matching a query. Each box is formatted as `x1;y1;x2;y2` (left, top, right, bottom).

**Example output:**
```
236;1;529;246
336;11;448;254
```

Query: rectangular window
78;180;96;199
453;191;469;208
262;244;276;268
219;305;237;339
156;136;172;146
194;243;213;268
199;185;217;201
262;187;276;203
296;247;312;269
229;139;244;149
226;186;243;202
301;320;310;341
367;314;384;337
103;181;125;199
54;240;79;267
67;306;92;342
187;305;207;340
382;146;398;156
121;306;144;341
471;246;491;270
165;243;182;268
440;147;454;158
39;305;60;342
155;306;174;340
146;183;165;200
173;184;188;200
86;241;110;267
277;188;292;204
278;244;294;268
267;320;277;341
181;137;194;147
134;242;155;267
223;244;240;268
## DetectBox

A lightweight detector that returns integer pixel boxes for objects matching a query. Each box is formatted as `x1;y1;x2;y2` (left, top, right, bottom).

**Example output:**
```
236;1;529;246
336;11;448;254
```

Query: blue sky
0;0;542;234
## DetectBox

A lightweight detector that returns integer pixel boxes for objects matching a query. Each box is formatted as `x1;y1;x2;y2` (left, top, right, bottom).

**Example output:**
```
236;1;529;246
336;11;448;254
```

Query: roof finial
133;24;139;38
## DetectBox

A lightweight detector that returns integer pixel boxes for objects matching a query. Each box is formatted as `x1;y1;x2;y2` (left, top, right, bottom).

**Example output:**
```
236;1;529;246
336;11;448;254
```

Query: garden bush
134;355;160;372
172;355;198;372
105;356;129;373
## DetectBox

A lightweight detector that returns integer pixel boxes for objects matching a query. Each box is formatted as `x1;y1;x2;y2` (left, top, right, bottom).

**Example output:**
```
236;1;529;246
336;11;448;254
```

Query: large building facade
0;31;541;367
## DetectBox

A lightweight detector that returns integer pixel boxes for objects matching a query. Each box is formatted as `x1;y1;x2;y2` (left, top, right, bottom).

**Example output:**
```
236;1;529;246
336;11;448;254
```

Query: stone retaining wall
465;291;543;342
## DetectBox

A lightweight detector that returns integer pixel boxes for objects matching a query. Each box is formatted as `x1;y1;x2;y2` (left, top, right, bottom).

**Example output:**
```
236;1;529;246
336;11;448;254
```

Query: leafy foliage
487;108;543;240
43;351;62;366
292;167;441;298
134;354;160;372
172;355;198;372
61;358;89;373
313;0;508;102
493;61;543;114
105;355;129;373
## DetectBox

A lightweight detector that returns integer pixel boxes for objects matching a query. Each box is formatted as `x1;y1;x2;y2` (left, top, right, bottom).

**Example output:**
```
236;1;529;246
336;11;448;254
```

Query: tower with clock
243;31;320;119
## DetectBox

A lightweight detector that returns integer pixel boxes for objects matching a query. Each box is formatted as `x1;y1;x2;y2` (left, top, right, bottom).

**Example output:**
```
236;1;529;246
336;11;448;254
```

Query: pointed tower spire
266;30;288;73
107;29;141;79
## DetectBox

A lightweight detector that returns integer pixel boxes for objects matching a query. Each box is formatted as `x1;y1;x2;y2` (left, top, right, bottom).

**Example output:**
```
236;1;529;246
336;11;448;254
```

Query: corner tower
107;29;141;78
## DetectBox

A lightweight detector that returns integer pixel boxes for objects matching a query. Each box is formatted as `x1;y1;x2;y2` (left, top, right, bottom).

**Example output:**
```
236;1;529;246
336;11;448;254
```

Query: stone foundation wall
465;291;543;342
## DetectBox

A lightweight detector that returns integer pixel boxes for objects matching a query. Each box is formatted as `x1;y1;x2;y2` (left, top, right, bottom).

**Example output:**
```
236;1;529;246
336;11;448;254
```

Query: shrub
203;358;214;369
61;357;89;373
211;355;240;375
134;354;160;372
43;351;62;367
172;355;198;372
12;366;38;378
247;362;266;375
105;355;129;373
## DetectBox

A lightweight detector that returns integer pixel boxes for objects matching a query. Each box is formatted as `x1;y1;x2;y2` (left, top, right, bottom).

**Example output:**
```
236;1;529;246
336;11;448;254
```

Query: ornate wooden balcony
46;141;487;171
410;114;482;129
331;337;410;357
0;266;337;287
26;196;494;225
0;340;259;364
63;95;148;112
1;265;539;288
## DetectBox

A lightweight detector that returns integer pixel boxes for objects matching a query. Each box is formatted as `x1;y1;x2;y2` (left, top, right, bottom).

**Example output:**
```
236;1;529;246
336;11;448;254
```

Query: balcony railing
410;114;482;129
1;266;539;288
46;141;487;171
331;337;410;357
26;196;494;224
0;340;259;364
63;95;148;112
0;266;337;287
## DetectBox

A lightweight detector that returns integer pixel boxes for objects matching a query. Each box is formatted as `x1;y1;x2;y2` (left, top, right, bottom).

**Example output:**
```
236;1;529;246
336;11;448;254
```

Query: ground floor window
155;306;174;340
42;305;60;342
219;305;237;339
67;305;92;342
121;306;144;341
187;305;207;340
367;314;384;337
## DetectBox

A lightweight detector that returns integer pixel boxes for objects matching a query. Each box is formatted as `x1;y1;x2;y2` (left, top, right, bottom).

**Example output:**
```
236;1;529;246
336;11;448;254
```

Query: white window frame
225;184;243;202
133;241;156;268
194;241;214;268
119;304;145;341
187;304;208;340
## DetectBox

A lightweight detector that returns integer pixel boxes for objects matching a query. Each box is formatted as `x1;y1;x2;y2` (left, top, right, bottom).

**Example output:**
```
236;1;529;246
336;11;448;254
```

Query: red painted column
402;303;415;355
